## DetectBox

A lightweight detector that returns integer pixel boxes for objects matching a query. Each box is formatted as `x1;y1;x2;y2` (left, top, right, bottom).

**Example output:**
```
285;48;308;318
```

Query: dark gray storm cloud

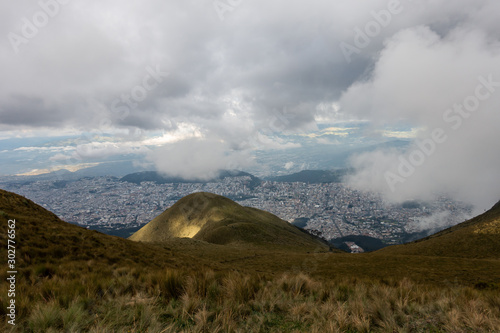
0;0;402;135
0;95;57;127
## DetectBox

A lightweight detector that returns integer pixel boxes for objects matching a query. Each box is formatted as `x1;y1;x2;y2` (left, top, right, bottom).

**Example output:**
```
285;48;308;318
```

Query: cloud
147;138;254;181
2;0;500;205
72;142;151;160
342;26;500;211
381;129;419;139
0;0;412;139
0;95;69;127
301;127;357;138
49;153;72;162
250;133;302;151
409;210;472;233
14;146;73;153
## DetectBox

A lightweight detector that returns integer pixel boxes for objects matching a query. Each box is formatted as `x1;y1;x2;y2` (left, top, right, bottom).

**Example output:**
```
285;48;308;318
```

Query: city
0;174;471;246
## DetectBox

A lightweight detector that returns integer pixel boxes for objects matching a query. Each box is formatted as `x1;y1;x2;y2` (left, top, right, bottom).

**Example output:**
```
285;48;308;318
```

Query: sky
1;0;500;211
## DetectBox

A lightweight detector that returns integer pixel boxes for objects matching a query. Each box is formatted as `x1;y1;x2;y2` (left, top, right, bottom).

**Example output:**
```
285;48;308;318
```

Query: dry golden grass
2;266;500;332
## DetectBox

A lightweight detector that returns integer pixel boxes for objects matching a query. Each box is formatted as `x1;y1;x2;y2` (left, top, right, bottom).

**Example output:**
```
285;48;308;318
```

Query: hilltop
379;200;500;259
129;192;330;251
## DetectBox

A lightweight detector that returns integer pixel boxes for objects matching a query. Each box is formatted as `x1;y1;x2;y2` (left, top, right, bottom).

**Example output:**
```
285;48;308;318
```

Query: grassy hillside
1;189;500;332
130;192;330;251
379;200;500;259
0;189;194;272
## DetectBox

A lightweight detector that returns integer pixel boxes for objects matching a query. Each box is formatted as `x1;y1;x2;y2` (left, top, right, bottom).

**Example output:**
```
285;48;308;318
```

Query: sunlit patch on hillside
475;218;500;235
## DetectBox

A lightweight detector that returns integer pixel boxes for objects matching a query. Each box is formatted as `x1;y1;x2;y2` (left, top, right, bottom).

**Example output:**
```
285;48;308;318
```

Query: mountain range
2;167;353;187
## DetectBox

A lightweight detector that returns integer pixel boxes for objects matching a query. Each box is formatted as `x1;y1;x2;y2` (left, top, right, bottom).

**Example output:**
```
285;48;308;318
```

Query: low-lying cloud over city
1;0;500;210
341;25;500;210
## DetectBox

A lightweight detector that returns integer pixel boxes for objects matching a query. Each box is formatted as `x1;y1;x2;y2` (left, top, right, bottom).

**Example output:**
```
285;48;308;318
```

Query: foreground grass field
2;265;500;332
1;189;500;331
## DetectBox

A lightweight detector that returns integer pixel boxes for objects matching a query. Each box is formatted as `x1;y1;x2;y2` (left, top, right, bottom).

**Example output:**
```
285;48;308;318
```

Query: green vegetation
1;189;500;331
129;192;330;250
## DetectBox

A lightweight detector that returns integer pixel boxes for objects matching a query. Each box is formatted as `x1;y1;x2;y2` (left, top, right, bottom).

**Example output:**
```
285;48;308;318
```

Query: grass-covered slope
0;189;188;274
379;200;500;259
129;192;330;250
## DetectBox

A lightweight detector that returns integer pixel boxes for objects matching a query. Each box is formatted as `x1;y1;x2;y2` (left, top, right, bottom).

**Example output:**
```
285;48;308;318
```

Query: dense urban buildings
1;175;470;245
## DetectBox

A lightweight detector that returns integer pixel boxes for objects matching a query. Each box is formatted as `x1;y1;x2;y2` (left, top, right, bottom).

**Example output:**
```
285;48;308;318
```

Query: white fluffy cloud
147;138;254;181
341;26;500;210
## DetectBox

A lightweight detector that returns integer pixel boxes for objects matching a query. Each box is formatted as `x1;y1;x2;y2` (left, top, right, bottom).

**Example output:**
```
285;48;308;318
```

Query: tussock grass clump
223;272;261;303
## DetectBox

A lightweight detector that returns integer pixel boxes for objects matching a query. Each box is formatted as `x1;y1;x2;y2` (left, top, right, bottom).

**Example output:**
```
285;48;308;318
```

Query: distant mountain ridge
1;160;147;183
267;169;350;183
120;170;261;188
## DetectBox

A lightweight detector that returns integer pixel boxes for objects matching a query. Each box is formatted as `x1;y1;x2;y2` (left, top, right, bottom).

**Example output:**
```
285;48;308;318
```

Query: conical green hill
129;192;330;250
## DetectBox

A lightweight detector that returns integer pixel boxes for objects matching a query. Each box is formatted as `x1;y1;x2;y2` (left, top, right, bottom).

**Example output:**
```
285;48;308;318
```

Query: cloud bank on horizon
1;0;500;209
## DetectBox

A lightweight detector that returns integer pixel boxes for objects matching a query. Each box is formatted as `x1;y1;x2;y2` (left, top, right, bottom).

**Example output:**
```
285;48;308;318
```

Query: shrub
33;264;56;279
223;273;260;303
